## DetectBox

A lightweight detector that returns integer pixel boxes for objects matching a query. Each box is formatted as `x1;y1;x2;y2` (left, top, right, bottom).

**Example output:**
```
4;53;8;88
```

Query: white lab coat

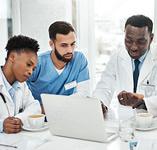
93;49;157;117
0;69;41;126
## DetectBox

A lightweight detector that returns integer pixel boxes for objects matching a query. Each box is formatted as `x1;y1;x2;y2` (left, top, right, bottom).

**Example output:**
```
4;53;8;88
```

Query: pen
0;143;18;148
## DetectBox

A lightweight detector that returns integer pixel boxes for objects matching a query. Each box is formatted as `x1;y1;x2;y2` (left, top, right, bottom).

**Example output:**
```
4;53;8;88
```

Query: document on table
0;133;49;150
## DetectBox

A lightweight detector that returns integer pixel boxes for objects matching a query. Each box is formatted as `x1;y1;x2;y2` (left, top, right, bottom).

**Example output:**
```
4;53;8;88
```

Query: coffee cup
136;112;153;128
28;114;45;129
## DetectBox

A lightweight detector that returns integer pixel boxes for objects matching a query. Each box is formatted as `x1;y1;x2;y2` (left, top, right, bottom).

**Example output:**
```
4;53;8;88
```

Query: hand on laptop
132;100;147;110
118;91;144;107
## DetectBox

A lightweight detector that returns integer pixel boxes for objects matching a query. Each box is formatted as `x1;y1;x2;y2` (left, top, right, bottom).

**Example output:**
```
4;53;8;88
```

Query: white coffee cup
136;112;153;128
28;114;45;129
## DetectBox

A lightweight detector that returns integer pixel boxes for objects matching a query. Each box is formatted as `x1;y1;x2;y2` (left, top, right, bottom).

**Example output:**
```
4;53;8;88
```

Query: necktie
133;59;140;92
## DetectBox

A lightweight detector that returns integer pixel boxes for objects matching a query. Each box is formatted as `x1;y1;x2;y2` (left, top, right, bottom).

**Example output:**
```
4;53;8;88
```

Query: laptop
41;94;117;143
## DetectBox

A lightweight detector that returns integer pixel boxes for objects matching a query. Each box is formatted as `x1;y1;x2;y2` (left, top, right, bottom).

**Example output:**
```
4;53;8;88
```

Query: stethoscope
0;92;10;116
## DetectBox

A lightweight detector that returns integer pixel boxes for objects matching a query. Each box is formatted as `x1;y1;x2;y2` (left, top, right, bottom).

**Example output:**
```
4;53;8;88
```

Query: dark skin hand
132;100;147;110
118;91;144;107
3;117;23;134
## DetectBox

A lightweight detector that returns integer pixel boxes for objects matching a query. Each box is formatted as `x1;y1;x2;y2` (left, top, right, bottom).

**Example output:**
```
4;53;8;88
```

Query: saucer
135;118;157;131
22;123;48;132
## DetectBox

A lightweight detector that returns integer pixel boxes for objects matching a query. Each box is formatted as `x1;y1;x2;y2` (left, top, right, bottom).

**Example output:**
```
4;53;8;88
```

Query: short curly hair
5;35;40;60
125;15;153;33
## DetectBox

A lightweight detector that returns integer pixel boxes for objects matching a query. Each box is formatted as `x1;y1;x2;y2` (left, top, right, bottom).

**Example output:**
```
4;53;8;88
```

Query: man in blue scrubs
27;21;90;112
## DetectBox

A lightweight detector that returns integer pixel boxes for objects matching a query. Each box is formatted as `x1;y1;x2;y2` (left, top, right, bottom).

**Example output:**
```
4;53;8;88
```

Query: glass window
94;0;154;83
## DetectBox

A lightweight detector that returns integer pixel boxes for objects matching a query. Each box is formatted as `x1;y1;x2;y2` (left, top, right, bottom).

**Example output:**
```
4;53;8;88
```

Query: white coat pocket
140;82;156;97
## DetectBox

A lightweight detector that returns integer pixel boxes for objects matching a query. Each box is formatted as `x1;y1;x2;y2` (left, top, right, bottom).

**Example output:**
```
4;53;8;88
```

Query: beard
54;48;73;63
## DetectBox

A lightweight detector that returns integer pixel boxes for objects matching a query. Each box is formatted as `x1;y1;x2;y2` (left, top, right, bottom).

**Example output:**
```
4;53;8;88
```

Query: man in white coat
0;35;41;133
93;15;157;117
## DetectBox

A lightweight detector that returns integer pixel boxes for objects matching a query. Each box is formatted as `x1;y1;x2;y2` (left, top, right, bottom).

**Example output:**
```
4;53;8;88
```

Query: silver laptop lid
41;94;108;142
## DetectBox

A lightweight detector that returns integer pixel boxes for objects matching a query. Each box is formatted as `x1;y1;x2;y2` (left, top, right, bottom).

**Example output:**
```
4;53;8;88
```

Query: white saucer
22;123;49;132
135;118;157;131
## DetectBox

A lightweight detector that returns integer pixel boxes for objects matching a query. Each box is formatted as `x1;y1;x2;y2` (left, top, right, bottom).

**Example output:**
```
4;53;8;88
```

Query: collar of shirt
54;66;65;75
132;50;149;72
0;68;20;99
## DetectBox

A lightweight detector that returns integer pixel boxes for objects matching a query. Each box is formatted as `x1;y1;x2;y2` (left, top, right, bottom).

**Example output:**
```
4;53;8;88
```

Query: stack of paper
0;133;49;150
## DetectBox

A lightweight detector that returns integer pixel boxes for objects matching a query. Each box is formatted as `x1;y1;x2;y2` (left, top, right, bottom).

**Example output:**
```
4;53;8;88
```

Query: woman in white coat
0;35;41;133
93;15;157;117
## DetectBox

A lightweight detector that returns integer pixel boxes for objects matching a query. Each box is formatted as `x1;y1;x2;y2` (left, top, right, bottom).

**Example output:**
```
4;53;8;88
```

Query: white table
1;109;157;150
0;122;157;150
21;129;119;150
17;122;157;150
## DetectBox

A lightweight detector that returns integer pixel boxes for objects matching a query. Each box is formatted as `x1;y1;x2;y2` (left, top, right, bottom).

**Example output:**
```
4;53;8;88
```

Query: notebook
41;94;117;143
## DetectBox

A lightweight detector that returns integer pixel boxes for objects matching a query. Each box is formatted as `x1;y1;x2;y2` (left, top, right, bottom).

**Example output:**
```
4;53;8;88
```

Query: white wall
154;0;157;43
0;0;10;65
75;0;96;93
0;19;8;65
12;0;72;51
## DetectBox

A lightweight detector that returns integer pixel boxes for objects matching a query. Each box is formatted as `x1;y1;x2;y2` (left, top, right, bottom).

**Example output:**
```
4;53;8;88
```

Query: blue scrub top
27;51;89;103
